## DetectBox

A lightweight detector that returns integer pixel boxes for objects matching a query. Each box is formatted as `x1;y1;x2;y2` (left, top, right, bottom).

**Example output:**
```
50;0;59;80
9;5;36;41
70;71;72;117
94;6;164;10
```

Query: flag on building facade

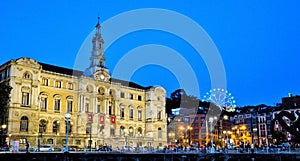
110;115;116;125
87;112;93;123
99;114;105;125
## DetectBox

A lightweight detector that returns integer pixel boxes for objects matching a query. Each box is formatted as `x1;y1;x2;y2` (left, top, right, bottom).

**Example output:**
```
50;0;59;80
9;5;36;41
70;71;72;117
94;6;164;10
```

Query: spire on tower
84;17;110;81
96;16;101;29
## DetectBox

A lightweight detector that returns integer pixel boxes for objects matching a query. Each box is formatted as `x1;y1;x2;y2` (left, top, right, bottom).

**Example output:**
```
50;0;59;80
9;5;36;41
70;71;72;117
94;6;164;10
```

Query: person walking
26;141;30;153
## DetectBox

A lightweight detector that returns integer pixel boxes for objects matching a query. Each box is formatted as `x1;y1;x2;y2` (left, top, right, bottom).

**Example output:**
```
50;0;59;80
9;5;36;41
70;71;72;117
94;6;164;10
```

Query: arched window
110;127;115;136
86;123;92;134
39;119;47;133
137;106;142;121
67;122;73;134
137;127;143;136
120;107;125;119
42;78;49;86
40;92;48;111
98;87;105;95
47;138;53;144
109;89;116;98
129;127;134;137
54;95;61;112
55;80;62;88
157;110;162;121
66;96;73;112
85;98;90;112
108;101;112;115
158;127;162;138
21;86;30;106
20;116;28;132
120;126;125;136
129;105;134;119
96;97;101;113
23;72;31;79
53;120;60;134
86;85;93;93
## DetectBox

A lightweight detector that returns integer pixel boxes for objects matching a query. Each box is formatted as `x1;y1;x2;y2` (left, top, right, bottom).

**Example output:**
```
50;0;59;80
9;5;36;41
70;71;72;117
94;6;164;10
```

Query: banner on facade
87;112;93;123
99;114;105;125
110;115;116;125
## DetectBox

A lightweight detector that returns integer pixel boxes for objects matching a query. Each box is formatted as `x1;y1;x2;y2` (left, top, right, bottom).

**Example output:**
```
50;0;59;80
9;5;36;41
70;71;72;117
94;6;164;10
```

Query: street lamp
1;124;7;147
88;123;92;152
8;134;12;149
208;117;215;153
240;125;247;144
223;130;231;146
187;126;193;146
65;112;71;153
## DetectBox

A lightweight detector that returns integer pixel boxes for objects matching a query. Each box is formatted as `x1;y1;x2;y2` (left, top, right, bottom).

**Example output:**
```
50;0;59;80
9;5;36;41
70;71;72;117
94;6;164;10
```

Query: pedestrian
26;141;30;153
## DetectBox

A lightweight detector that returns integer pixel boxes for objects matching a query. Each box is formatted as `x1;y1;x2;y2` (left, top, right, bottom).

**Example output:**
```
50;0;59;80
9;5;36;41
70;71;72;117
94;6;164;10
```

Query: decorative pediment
153;86;166;94
93;69;110;82
15;58;41;68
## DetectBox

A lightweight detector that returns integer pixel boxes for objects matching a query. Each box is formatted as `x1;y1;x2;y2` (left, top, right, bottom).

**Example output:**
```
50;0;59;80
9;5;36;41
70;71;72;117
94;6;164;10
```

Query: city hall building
0;20;167;149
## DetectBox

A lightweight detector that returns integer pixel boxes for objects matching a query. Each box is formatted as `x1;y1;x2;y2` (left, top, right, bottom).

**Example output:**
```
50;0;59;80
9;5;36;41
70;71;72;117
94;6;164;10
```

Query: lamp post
1;124;7;147
65;112;71;153
56;121;60;146
208;117;215;153
89;123;92;152
223;130;231;147
8;134;12;149
187;126;193;146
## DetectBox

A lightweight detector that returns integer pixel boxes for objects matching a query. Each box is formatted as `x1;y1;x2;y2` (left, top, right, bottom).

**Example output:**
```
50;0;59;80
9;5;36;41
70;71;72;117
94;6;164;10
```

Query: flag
110;115;116;125
87;112;93;123
99;114;105;125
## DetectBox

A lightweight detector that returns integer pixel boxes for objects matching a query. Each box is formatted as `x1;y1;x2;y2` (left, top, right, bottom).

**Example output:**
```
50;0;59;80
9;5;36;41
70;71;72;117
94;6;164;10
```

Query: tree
272;131;286;145
169;89;199;109
0;82;12;124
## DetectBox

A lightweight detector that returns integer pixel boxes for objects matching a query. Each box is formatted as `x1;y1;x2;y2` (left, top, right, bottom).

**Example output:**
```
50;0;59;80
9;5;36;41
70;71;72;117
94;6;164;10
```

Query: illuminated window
42;78;49;86
55;80;62;88
22;92;30;106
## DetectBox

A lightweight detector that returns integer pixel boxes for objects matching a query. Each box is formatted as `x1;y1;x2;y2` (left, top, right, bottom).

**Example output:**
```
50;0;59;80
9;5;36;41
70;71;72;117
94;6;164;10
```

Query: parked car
0;146;9;151
96;146;112;151
121;146;135;152
34;145;54;152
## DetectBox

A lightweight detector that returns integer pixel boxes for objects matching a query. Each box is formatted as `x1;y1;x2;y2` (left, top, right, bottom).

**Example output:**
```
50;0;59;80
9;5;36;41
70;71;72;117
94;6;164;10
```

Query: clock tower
84;17;110;81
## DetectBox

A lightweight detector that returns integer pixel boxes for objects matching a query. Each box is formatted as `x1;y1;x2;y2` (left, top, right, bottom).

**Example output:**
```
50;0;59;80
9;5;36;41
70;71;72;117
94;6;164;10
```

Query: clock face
100;74;105;80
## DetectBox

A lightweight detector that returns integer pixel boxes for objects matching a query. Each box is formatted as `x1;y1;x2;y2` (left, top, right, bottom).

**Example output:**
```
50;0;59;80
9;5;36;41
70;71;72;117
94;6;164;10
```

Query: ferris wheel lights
202;88;236;112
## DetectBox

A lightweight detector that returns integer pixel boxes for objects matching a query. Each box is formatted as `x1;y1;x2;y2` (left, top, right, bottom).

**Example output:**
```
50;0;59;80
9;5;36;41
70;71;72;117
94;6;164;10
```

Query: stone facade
0;19;167;149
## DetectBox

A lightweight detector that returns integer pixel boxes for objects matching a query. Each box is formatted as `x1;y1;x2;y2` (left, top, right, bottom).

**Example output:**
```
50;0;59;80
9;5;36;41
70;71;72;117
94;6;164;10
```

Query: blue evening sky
1;1;300;106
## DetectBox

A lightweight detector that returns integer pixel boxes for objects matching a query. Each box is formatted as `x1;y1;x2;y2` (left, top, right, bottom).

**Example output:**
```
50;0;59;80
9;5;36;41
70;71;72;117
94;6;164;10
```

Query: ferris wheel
202;88;236;112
